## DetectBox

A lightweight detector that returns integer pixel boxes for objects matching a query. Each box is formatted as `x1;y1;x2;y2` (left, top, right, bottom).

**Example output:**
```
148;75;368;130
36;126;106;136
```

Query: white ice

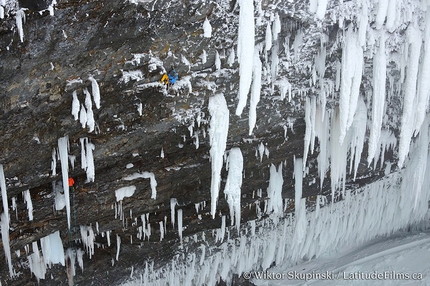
236;0;254;116
58;136;71;230
208;94;229;218
203;17;212;38
224;148;243;231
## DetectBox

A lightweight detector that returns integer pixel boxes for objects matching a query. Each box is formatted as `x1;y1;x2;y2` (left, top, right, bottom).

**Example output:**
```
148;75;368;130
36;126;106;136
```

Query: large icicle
414;9;430;137
330;108;348;202
1;213;13;277
368;34;386;166
84;88;95;133
315;104;330;189
235;0;254;116
339;27;363;144
349;97;367;180
248;49;262;135
303;96;316;171
208;94;229;218
398;26;422;168
58;136;71;230
224;148;243;231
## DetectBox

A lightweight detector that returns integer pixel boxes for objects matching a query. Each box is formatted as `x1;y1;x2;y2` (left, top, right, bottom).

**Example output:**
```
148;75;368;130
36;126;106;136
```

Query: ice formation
123;172;157;199
266;163;283;216
58;136;71;230
208;94;229;218
249;49;262;135
203;17;212;38
236;0;255;116
115;186;136;202
224;148;243;231
23;190;33;221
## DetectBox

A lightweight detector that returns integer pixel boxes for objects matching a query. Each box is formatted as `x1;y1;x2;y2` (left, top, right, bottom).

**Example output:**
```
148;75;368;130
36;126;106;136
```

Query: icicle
116;235;121;261
15;9;25;43
368;33;386;166
200;50;207;64
170;198;177;228
58;136;71;230
178;209;183;243
236;0;255;116
266;164;283;215
339;27;363;144
215;50;221;70
375;0;389;29
23;190;33;221
349;97;367;180
88;76;101;109
203;17;212;38
208;94;229;218
71;91;80;120
224;148;243;231
398;26;422;168
414;9;430;137
84;88;95;132
265;23;272;51
249;49;262;135
159;221;164;241
227;47;235;67
1;212;13;277
272;13;281;41
315;0;328;20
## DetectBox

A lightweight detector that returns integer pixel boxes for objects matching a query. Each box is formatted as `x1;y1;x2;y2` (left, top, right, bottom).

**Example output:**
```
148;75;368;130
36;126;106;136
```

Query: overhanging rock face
0;0;430;285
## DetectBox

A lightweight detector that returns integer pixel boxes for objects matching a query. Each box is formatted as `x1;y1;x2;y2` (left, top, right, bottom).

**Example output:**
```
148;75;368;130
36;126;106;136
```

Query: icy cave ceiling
0;0;430;285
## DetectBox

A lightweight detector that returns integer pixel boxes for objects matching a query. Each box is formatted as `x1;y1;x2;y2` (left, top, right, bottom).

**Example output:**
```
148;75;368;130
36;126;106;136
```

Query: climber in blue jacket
168;69;178;85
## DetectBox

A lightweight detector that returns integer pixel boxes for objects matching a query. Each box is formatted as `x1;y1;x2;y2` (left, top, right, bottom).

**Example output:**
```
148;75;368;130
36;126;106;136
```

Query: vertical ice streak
178;209;183;243
208;94;229;218
88;76;101;109
236;0;254;116
58;136;71;230
71;91;80;120
0;164;13;277
249;49;262;135
398;26;422;168
267;163;283;215
414;9;430;137
224;148;243;231
339;28;363;145
15;9;25;43
23;190;33;221
368;34;386;166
